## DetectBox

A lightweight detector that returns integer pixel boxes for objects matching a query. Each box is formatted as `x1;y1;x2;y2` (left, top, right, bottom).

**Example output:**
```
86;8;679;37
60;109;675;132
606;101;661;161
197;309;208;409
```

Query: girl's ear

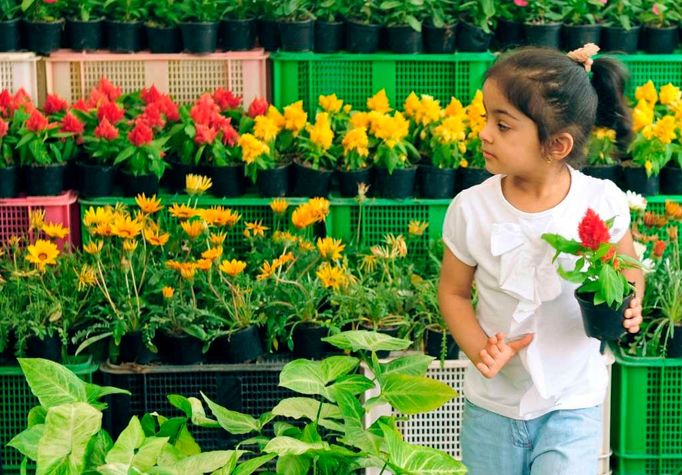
546;132;574;161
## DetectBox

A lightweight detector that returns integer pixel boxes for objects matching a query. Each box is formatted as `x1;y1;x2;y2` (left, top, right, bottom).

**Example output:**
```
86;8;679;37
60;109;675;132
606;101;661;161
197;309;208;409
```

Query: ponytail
591;57;632;156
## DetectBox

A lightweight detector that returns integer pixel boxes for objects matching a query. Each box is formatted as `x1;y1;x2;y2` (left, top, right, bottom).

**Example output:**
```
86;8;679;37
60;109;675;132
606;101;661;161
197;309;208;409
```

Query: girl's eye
497;122;510;131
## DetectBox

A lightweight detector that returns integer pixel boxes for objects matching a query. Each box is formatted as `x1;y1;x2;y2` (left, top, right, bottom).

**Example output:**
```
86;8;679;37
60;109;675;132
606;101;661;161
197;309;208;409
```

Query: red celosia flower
213;88;242;110
96;78;121;102
72;99;91;112
138;102;165;129
0;119;8;138
44;0;57;3
44;94;68;115
25;109;49;132
94;118;119;140
578;208;610;250
248;97;268;118
128;121;153;147
60;112;84;134
141;85;162;104
190;94;220;125
194;124;218;145
97;101;125;124
13;89;34;113
157;95;179;122
0;90;12;117
653;240;667;258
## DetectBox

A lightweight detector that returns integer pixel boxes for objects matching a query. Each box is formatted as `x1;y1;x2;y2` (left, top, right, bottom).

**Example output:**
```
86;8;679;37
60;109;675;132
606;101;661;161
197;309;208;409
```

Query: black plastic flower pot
292;161;333;197
163;159;195;193
455;167;492;194
210;163;246;197
374;167;417;199
0;166;18;198
106;20;143;53
661;164;682;195
423;22;456;53
220;17;257;51
292;323;335;360
576;290;633;342
25;164;65;196
66;18;103;51
621;166;660;196
523;22;561;49
455;22;492;52
494;19;523;51
0;18;21;52
157;333;204;365
346;20;381;53
424;328;460;360
666;326;682;358
120;171;160;197
226;325;265;363
25;335;62;362
581;165;621;186
256;163;291;197
419;164;456;199
601;25;640;54
338;168;372;197
117;331;156;364
641;25;679;54
561;24;601;51
146;25;182;53
0;330;16;364
77;162;115;198
25;20;63;55
180;21;219;54
386;25;422;54
279;19;314;52
314;20;344;53
257;18;280;51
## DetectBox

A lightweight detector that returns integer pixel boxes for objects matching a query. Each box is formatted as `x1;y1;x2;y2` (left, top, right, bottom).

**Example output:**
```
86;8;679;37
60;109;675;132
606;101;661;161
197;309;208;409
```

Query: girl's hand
624;297;642;334
476;332;534;379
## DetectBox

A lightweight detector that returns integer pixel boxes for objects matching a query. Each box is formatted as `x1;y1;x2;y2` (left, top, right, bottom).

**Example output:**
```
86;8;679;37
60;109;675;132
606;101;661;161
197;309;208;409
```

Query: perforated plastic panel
618;55;682;97
0;53;39;103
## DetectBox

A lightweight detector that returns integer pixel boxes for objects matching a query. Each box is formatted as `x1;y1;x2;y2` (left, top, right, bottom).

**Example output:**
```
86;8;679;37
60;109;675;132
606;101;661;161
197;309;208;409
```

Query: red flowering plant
113;115;169;179
542;208;641;308
21;0;62;22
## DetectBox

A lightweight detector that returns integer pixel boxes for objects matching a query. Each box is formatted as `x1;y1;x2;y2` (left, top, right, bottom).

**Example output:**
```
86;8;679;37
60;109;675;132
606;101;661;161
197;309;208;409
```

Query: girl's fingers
480;349;496;368
476;362;493;378
488;343;502;358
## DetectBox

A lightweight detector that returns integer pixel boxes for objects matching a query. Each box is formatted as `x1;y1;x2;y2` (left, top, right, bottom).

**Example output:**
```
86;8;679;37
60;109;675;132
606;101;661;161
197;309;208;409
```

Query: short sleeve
600;181;631;243
442;193;477;266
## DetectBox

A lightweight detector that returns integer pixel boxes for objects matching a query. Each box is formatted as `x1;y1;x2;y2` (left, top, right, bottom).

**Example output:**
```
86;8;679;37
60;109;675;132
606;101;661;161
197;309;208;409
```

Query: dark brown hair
484;47;632;161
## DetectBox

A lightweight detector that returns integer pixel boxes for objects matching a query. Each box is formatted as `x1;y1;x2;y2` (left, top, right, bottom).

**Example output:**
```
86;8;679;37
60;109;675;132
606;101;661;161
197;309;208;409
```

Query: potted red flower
542;208;642;341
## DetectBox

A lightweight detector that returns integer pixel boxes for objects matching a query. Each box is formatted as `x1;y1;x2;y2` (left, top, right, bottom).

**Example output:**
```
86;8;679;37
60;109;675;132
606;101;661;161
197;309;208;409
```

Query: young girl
438;45;644;475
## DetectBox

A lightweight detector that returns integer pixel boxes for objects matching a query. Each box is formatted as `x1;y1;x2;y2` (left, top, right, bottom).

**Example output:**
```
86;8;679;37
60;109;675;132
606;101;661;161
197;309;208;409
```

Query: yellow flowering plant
317;93;352;133
425;114;468;169
372;111;420;173
339;126;371;171
587;127;618;166
462;91;487;169
297;112;339;170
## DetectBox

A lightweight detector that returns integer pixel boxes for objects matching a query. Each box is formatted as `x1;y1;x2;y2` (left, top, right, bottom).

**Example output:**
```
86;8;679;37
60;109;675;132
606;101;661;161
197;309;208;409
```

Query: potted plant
345;0;382;53
638;0;680;54
64;0;104;50
144;0;181;53
78;115;121;197
419;113;467;199
582;127;622;184
658;83;682;195
339;126;372;197
494;0;525;50
601;0;643;53
520;0;563;48
292;111;337;197
0;116;16;197
312;0;344;53
22;0;64;54
0;0;21;51
372;111;419;199
103;0;145;52
542;208;642;342
177;0;221;54
455;0;495;52
275;0;314;52
220;0;257;51
456;91;492;193
412;278;460;360
382;0;425;54
256;0;280;51
561;0;607;51
423;0;457;53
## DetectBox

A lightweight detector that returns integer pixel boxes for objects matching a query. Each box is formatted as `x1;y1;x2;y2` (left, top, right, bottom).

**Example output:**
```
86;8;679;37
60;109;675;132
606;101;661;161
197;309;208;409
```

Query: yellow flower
373;112;409;149
162;286;174;299
408;220;428;236
199;206;241;227
594;127;617;141
316;237;345;260
274;251;294;267
76;265;97;291
123;239;138;253
220;259;247;276
185;174;212;196
257;259;280;280
350;111;371;129
143;228;169;247
244;221;268;238
386;234;408;258
196;259;212;271
403;92;421;118
83;206;114;229
201;247;223;261
291;207;314;229
181;220;204;239
254;115;281;142
367;89;391;113
434;115;466;144
283;101;308;134
635;80;658;105
645;160;653;173
298;239;315;252
444;97;465;118
343;104;352;114
239;133;270;164
270;198;289;215
458;142;467;154
41;222;69;239
179;262;197;280
308;197;330;221
416;95;441;126
307;112;334;151
342;127;369;157
25;239;59;269
135;193;163;214
266;105;286;128
28;209;45;232
169;203;197;220
360;254;377;273
319;93;343;113
659;83;681;106
316;262;348;290
8;235;21;247
459;159;469;168
652;115;678;144
273;230;297;243
83;240;103;255
633;100;655;132
166;260;182;271
209;232;227;246
111;216;143;239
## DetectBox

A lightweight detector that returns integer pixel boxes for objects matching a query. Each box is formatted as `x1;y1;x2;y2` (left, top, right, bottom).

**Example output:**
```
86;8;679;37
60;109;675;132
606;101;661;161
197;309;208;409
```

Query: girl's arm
616;229;644;334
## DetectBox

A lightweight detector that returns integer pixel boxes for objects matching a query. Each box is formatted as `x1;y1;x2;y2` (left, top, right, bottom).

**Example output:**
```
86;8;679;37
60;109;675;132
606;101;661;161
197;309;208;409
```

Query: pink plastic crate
0;191;81;250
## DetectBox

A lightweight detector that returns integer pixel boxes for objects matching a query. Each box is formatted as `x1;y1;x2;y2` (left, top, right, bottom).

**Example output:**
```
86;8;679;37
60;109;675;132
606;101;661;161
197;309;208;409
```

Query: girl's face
478;79;547;178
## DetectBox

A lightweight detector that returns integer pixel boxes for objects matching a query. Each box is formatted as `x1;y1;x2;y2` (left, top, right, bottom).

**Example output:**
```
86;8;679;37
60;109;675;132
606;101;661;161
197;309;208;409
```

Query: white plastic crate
0;52;40;103
364;350;614;475
42;49;269;106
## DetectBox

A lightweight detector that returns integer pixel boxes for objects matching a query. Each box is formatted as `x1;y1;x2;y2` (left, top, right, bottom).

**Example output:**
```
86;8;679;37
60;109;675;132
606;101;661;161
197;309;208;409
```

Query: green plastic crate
0;358;98;474
271;52;496;114
632;195;682;242
615;54;682;97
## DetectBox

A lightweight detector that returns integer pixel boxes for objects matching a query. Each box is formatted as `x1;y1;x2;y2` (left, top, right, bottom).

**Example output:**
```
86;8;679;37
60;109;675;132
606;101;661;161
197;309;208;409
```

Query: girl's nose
479;120;492;143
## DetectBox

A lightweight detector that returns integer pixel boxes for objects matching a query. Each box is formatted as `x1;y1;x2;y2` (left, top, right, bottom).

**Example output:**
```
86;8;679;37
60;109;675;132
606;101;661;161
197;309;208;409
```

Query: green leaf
320;356;359;383
327;375;375;400
36;403;102;475
8;424;44;461
27;406;46;427
173;424;201;457
381;374;456;414
322;330;411;353
232;454;277;475
541;233;584;255
132;436;169;472
279;360;326;396
173;450;240;473
406;14;422;32
105;416;145;466
381;354;434;377
275;454;311;475
264;437;330;456
201;392;259;435
83;429;113;470
113;146;135;166
84;383;131;405
18;358;88;408
271;397;344;431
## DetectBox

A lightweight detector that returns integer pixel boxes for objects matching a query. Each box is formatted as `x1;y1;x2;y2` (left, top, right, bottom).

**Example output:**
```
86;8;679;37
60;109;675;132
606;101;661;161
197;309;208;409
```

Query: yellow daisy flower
408;220;428;236
181;220;204;239
111;216;143;239
143;228;169;247
135;193;163;214
219;259;247;277
244;221;268;238
270;198;289;215
316;262;349;290
209;232;227;246
41;222;69;239
185;174;212;196
25;239;59;270
123;239;138;253
169;203;197;220
201;247;223;261
316;237;345;260
162;286;174;299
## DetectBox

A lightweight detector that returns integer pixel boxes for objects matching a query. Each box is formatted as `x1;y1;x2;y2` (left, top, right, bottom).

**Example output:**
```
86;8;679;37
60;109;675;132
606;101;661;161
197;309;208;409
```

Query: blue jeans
461;399;602;475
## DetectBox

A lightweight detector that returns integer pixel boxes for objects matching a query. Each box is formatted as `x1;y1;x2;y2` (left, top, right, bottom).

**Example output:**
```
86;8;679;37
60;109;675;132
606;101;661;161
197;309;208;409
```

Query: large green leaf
36;402;102;475
232;454;277;475
322;331;411;353
105;416;145;466
381;355;434;377
327;375;375;401
173;424;201;457
271;397;344;432
173;450;240;473
131;436;170;472
279;360;326;396
276;454;311;475
320;356;359;383
18;358;88;408
8;424;44;461
264;437;330;456
381;374;456;414
83;429;113;471
201;392;259;435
